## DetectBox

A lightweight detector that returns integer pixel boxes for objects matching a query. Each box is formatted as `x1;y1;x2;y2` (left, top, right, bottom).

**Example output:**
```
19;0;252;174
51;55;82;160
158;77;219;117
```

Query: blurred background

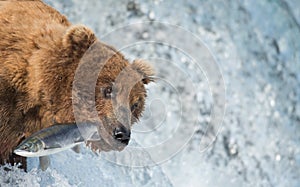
1;0;299;186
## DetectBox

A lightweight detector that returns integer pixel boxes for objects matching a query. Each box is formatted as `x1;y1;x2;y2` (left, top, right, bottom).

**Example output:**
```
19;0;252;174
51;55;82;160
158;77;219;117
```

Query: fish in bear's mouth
14;122;130;157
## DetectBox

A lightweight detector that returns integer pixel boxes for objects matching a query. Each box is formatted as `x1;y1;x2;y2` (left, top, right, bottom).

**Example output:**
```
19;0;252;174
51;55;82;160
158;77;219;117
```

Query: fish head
14;137;44;157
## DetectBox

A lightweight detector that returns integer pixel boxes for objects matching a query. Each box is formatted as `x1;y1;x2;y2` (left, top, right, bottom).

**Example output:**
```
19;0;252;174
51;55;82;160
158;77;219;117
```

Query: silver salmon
14;123;100;157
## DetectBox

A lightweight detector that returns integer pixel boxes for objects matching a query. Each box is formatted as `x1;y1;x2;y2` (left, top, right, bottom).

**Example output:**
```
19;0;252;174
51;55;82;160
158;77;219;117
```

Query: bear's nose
113;125;131;145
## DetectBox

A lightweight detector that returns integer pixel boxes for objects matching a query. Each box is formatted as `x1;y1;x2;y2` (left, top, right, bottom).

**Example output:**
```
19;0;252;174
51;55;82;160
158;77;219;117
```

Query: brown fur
0;1;154;169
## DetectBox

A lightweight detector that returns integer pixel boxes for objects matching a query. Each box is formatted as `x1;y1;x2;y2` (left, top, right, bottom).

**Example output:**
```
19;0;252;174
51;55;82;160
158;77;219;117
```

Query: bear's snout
113;125;131;145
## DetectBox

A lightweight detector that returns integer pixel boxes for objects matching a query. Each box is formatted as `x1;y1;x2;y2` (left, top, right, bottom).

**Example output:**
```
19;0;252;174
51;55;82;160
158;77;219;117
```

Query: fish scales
36;125;84;149
14;123;100;157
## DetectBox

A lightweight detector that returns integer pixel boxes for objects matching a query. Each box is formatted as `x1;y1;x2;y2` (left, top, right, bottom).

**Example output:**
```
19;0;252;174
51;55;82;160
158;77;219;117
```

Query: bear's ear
131;59;155;84
62;25;96;57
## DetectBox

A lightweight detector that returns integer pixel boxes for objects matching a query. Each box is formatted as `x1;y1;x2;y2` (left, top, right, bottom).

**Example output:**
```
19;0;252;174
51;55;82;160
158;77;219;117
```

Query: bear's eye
103;86;112;98
131;102;139;112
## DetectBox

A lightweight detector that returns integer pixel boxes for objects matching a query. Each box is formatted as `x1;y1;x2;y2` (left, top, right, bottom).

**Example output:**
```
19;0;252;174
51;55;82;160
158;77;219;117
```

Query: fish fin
71;145;81;153
39;156;50;171
75;138;84;143
88;132;101;141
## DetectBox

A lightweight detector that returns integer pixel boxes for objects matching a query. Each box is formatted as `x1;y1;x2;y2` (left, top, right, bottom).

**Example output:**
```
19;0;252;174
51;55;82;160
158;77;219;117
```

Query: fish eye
23;143;32;151
23;145;29;150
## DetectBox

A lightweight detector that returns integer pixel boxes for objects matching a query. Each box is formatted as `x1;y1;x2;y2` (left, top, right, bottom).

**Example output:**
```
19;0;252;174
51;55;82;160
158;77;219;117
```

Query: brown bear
0;0;154;170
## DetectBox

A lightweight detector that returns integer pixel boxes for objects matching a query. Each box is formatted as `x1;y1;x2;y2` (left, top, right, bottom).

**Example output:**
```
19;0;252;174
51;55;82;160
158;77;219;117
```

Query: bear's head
59;25;154;152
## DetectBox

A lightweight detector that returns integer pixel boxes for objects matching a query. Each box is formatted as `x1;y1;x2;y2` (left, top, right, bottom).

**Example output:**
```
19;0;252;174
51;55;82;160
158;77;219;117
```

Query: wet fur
0;0;154;169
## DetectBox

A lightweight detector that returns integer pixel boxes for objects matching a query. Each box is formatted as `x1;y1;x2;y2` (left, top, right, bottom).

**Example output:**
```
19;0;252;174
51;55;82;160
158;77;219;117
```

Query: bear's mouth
86;138;128;153
84;122;130;152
